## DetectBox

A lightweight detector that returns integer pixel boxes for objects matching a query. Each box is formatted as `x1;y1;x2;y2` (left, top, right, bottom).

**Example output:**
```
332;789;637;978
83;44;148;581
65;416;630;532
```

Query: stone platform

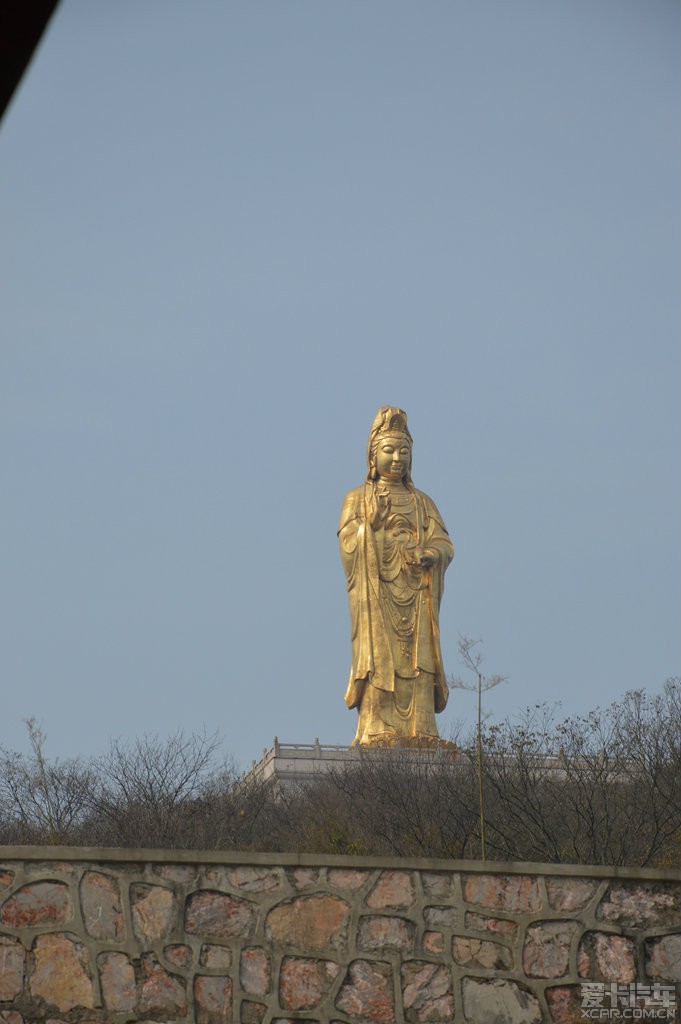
240;738;574;792
241;738;462;790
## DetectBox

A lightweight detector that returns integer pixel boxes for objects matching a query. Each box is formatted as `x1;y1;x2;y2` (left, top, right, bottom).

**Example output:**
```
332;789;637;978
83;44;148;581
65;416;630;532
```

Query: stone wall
0;847;679;1023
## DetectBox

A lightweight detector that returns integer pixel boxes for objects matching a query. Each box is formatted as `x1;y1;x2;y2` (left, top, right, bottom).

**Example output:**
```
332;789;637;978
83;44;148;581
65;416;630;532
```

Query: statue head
366;406;413;484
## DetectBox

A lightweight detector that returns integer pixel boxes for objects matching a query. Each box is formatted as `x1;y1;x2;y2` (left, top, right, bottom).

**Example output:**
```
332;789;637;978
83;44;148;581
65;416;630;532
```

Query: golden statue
338;407;454;746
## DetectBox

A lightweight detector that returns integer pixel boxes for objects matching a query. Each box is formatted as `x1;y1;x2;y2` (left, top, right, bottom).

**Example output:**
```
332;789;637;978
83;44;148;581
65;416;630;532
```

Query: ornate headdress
366;406;413;483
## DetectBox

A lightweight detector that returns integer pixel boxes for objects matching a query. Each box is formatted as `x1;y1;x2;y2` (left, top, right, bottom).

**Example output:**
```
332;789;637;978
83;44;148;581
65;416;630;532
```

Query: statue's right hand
369;488;391;529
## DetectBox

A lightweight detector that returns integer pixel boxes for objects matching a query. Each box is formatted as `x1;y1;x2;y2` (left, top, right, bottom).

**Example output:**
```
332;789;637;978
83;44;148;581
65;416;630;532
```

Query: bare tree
86;729;231;848
260;743;481;860
0;718;94;844
480;684;681;867
450;637;507;860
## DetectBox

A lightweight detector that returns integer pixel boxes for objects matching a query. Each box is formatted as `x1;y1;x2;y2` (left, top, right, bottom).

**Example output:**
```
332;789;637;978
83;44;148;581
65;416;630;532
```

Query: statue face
375;435;412;481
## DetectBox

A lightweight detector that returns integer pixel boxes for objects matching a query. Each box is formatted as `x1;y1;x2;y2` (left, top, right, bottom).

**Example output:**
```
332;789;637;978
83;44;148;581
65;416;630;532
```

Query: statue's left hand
407;546;434;569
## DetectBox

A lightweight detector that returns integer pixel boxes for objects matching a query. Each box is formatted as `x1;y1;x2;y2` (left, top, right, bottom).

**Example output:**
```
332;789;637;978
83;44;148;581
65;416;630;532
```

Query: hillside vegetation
1;680;679;868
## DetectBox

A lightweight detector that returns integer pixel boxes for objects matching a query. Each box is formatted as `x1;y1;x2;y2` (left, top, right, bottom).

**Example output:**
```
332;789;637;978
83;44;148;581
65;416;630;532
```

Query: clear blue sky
2;1;679;771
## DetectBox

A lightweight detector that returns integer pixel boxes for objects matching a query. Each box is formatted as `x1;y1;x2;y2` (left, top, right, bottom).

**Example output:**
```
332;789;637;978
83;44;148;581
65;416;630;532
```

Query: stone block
401;961;454;1022
327;868;371;890
241;1000;266;1023
272;1019;320;1024
153;864;199;885
266;895;349;953
358;915;416;953
597;883;681;929
523;920;578;978
204;865;281;893
240;946;271;997
464;911;518;938
367;871;416;910
288;867;319;890
577;932;636;982
98;951;136;1012
423;931;444;955
194;974;232;1024
453;936;513;970
30;933;94;1013
200;943;232;969
138;954;187;1017
422;872;455;899
164;943;193;968
201;867;233;890
463;873;541;913
25;861;79;879
546;985;587;1024
279;955;340;1010
0;935;24;1000
131;883;178;941
644;933;681;982
462;977;541;1024
424;906;457;929
336;959;395;1022
228;866;282;893
80;871;125;941
185;889;257;939
1;882;72;929
546;877;598;912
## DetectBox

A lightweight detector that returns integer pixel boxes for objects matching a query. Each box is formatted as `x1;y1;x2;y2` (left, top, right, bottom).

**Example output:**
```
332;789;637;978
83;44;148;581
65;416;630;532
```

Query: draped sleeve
338;485;396;707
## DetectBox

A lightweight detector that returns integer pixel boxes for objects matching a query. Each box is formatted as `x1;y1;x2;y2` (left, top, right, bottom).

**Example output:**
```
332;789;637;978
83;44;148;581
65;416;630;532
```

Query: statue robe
338;482;453;743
